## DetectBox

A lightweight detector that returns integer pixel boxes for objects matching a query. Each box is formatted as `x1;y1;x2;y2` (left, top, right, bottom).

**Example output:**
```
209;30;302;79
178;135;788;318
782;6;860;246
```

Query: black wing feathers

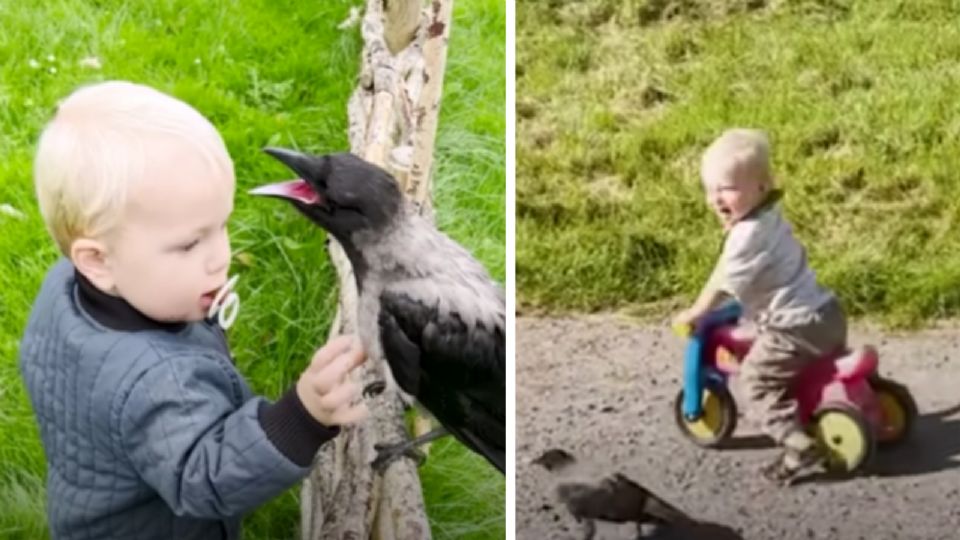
378;289;505;473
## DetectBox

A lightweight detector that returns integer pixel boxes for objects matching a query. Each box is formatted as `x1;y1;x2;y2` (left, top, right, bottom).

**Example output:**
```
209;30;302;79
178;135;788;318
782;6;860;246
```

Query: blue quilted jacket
19;259;339;539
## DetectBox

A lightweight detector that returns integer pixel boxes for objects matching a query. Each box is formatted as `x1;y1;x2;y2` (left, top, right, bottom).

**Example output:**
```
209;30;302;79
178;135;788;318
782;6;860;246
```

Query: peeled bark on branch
299;1;454;538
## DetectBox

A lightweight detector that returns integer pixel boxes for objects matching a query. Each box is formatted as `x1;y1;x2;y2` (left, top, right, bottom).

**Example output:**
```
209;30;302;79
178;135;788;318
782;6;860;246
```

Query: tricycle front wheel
673;383;737;448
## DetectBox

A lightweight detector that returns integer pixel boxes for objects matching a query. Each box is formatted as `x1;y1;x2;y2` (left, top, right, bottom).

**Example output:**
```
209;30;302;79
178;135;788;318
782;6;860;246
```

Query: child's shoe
761;430;824;485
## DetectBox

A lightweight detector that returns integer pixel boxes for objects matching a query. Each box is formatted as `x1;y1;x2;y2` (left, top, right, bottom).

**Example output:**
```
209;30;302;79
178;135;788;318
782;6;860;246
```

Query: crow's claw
372;442;427;471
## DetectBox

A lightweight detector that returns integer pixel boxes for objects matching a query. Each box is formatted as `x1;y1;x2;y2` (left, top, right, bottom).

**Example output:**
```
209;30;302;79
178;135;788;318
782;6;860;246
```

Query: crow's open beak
253;146;326;204
248;179;321;205
263;146;317;177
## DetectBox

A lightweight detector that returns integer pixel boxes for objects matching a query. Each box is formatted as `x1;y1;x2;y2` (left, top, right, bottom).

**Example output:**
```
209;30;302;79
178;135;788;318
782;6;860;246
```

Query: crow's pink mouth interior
249;179;320;205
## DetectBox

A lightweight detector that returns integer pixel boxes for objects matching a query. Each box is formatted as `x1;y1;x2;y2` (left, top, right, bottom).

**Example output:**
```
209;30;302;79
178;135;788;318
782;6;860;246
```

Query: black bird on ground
250;148;505;474
532;449;700;540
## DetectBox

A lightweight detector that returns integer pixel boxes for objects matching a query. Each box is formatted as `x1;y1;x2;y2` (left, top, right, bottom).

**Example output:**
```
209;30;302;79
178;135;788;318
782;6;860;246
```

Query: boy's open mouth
201;275;241;326
201;283;227;307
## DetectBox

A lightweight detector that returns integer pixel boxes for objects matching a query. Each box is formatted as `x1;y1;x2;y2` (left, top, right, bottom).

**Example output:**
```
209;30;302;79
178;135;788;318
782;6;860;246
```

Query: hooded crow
532;449;695;540
250;148;505;474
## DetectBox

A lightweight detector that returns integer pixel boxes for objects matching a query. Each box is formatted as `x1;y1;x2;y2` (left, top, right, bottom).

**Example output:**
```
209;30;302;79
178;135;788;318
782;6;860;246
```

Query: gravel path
516;316;960;540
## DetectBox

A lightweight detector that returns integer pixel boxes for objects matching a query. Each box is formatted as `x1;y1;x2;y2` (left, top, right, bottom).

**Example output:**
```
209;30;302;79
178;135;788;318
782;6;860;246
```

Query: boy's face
104;139;235;323
702;164;767;229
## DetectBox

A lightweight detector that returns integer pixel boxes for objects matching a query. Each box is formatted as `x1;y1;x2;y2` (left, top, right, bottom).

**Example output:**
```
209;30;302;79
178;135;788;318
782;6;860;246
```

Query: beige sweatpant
740;298;848;443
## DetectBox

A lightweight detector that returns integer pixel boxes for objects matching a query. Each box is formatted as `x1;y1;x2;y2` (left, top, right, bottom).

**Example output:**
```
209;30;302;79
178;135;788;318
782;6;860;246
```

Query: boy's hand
672;308;703;332
296;335;369;427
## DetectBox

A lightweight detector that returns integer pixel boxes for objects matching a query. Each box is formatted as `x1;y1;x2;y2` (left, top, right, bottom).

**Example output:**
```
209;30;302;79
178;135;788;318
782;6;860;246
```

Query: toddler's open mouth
201;283;227;309
202;275;241;329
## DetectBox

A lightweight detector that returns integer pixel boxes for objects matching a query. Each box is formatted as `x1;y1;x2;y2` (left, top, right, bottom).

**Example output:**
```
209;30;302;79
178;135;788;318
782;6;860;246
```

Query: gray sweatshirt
708;196;835;325
19;258;338;539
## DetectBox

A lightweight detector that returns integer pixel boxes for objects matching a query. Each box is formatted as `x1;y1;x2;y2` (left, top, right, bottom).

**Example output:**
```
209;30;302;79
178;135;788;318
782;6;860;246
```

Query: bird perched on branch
532;449;696;540
250;147;505;474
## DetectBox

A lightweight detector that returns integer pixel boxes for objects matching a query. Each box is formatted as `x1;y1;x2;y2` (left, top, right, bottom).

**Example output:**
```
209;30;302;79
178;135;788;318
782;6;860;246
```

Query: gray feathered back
354;202;504;331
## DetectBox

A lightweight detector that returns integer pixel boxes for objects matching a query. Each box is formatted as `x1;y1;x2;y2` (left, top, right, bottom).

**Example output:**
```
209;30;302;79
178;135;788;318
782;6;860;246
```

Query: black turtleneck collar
75;270;188;333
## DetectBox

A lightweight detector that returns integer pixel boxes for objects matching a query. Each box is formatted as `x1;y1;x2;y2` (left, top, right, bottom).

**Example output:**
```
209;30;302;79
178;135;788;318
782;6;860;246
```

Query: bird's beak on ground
248;179;321;205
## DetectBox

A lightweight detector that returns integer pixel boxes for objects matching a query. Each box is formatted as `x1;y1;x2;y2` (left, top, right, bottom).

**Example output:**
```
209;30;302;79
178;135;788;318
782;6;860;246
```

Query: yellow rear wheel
674;384;737;448
870;377;917;447
813;404;874;472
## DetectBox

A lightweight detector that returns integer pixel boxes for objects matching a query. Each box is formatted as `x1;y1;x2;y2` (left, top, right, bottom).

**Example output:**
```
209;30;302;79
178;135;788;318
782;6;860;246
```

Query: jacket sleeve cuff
258;387;341;467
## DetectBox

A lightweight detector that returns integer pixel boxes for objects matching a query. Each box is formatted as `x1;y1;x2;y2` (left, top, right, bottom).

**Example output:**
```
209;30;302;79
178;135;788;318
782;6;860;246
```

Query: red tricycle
673;302;917;473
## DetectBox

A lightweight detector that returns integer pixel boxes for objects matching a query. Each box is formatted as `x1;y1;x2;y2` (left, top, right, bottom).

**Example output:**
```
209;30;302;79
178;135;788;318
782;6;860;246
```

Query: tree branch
300;1;455;538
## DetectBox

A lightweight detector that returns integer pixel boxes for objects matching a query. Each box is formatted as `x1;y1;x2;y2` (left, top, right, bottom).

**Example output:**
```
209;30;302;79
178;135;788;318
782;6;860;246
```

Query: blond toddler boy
19;80;366;538
674;128;847;483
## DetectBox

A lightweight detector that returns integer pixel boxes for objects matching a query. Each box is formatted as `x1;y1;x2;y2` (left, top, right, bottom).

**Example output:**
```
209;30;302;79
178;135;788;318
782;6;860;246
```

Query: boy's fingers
315;346;366;387
318;382;360;411
312;352;357;394
347;344;366;368
330;402;369;425
309;335;355;371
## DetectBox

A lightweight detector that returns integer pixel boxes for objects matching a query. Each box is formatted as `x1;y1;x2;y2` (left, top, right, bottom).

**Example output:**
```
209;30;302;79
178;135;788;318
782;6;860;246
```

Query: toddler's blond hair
701;128;773;188
34;80;234;255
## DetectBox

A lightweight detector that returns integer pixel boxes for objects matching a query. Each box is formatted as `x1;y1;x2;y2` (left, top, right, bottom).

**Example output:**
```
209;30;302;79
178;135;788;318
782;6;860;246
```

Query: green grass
0;0;504;538
518;0;960;326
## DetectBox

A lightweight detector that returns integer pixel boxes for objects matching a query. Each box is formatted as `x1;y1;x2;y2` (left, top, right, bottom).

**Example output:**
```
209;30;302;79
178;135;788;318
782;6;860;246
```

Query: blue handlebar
681;301;742;419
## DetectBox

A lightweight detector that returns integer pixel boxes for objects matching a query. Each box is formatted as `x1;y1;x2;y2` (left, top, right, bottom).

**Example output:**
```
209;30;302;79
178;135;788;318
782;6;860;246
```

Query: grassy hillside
518;0;960;326
0;0;505;538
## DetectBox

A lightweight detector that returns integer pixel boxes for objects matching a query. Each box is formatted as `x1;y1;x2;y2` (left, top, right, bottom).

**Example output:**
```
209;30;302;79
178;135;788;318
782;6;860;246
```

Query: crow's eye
336;199;365;215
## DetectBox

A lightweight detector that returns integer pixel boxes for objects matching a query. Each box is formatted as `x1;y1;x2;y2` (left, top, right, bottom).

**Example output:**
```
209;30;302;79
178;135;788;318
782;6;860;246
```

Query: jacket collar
723;188;783;233
740;188;783;222
75;270;187;333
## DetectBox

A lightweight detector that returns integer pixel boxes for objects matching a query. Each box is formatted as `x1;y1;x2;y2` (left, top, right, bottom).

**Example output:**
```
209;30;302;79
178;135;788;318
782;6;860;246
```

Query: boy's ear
71;238;116;293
